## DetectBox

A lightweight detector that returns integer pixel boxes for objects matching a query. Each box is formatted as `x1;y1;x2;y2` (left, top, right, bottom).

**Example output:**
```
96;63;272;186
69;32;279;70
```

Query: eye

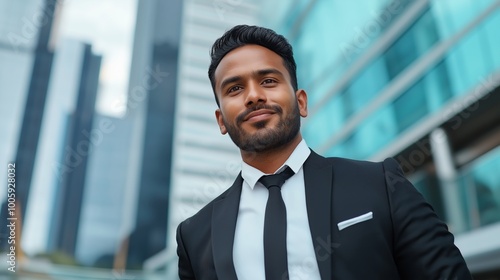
228;85;243;93
262;78;277;85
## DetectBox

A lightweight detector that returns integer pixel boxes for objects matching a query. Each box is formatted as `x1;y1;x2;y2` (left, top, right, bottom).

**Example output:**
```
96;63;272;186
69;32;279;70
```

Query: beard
222;102;301;153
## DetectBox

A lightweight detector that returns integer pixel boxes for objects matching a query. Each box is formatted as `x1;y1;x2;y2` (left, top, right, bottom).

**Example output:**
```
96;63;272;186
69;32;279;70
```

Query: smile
243;109;276;122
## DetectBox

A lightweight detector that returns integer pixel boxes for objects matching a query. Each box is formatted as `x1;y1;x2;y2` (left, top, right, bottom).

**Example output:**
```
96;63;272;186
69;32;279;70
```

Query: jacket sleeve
177;221;196;280
383;158;472;279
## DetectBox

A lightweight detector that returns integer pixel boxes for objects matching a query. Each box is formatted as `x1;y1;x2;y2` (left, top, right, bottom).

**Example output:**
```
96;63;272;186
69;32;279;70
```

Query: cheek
284;96;298;112
219;105;238;123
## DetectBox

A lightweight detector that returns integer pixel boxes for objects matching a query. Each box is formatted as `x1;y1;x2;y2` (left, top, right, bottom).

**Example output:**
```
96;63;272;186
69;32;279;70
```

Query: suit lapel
212;173;242;280
303;151;333;280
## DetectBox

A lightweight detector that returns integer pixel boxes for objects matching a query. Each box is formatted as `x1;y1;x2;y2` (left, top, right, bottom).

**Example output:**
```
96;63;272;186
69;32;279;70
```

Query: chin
252;120;269;129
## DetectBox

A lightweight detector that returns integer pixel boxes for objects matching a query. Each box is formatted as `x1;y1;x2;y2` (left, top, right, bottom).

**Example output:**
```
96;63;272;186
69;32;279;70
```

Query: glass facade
75;115;133;267
329;5;500;160
286;0;396;106
458;147;500;230
0;0;45;50
299;3;500;159
265;0;500;274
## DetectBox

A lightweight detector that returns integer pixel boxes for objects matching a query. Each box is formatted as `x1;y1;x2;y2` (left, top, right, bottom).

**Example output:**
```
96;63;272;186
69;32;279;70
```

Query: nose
245;82;267;107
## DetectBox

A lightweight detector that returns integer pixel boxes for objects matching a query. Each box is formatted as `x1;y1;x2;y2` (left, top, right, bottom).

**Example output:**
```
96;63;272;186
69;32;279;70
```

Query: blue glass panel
453;31;491;97
443;47;468;96
430;0;495;40
298;0;500;158
457;173;476;231
482;9;500;73
384;9;440;78
458;148;500;229
340;8;500;158
262;0;312;36
423;61;453;112
306;66;343;108
362;106;396;158
393;79;428;132
292;0;402;101
341;9;440;120
470;148;500;226
345;56;390;118
430;0;456;39
303;96;344;149
293;0;344;85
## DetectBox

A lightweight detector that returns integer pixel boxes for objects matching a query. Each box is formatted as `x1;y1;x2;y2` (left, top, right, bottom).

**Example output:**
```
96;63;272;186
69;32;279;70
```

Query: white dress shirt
233;139;322;280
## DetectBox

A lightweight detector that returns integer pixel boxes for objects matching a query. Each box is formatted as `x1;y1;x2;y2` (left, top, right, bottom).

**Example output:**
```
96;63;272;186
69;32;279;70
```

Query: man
176;25;471;280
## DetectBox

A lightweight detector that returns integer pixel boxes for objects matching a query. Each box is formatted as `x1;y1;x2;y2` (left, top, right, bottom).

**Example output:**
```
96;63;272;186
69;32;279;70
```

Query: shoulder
312;149;395;173
308;150;402;184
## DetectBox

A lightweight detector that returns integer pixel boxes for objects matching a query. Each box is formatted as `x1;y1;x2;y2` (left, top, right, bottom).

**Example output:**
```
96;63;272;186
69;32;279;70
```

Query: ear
296;89;308;117
215;108;227;134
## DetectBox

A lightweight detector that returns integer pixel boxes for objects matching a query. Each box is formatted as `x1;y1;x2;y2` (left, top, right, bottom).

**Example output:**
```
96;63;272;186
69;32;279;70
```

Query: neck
241;134;303;174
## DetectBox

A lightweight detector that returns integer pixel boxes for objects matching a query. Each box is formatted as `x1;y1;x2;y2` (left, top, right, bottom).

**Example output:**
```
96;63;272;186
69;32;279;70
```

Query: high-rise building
44;42;102;256
0;0;59;251
0;0;57;229
262;0;500;278
0;0;107;264
18;39;100;256
75;114;134;267
119;0;183;269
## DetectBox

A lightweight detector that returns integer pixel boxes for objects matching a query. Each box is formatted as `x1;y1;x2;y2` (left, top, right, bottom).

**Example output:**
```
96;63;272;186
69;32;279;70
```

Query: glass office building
121;0;184;269
0;0;59;253
263;0;500;277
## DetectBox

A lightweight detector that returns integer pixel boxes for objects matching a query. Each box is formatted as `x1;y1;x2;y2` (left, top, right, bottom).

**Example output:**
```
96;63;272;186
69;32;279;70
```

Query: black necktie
258;167;295;280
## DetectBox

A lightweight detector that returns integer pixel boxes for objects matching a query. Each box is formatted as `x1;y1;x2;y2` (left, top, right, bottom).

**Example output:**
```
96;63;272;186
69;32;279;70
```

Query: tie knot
258;166;295;190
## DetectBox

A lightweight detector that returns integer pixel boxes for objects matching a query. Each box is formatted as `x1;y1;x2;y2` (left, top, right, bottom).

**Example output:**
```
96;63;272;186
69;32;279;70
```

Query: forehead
214;44;289;89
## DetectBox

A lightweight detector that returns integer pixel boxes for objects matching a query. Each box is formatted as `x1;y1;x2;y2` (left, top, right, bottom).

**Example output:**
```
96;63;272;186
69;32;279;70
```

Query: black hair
208;25;298;106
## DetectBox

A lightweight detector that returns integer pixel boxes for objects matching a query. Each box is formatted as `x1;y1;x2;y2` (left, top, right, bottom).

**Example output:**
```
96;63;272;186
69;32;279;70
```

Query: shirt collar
241;139;311;190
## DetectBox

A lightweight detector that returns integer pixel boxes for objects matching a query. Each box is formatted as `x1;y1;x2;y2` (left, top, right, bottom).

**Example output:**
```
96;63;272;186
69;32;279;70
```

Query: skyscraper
0;0;59;251
47;43;102;256
120;0;183;269
75;114;134;267
21;38;101;256
0;0;106;262
5;0;58;228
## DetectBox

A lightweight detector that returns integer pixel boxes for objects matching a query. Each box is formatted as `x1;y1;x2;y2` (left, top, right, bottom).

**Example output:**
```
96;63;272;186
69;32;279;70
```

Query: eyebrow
220;75;243;92
256;68;284;77
219;68;284;91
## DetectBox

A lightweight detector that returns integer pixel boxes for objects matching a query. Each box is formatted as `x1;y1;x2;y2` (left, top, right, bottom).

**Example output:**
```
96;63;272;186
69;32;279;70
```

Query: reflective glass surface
431;0;496;39
458;148;500;228
289;0;395;107
302;96;344;149
313;6;500;158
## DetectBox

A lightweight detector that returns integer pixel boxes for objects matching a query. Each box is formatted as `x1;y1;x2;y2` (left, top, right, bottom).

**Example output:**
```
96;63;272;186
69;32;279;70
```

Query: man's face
214;44;308;152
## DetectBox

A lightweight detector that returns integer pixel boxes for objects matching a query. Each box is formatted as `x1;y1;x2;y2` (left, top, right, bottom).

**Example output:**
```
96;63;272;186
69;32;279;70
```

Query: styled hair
208;25;298;106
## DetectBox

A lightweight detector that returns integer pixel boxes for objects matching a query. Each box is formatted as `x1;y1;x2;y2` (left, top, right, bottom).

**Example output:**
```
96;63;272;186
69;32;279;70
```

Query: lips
243;109;276;122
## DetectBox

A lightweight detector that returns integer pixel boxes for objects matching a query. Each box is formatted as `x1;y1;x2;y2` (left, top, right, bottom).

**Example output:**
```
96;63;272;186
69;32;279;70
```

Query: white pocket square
337;211;373;231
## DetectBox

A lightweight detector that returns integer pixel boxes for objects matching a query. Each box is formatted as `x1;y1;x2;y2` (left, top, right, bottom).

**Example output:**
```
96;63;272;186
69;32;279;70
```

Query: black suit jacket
176;151;471;279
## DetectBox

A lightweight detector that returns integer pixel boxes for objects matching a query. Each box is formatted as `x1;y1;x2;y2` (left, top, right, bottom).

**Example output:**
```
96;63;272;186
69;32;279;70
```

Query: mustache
236;104;283;124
